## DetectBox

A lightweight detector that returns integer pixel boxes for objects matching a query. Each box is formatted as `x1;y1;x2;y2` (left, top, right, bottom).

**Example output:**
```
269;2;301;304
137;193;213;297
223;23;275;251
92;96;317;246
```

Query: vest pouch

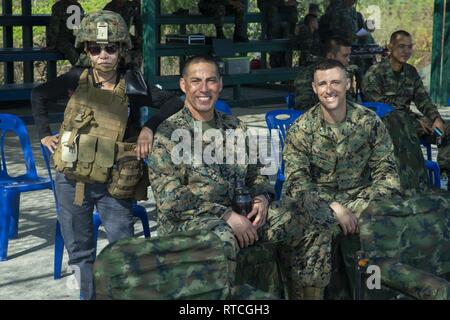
75;134;97;178
69;105;94;130
107;142;143;199
90;137;116;183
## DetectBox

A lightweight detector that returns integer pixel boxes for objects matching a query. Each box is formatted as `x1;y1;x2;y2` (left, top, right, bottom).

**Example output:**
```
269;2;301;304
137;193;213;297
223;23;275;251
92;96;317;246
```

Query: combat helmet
75;10;132;50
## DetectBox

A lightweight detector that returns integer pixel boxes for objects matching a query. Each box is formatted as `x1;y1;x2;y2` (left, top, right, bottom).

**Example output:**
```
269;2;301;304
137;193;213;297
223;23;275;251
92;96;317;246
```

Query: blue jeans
55;172;133;300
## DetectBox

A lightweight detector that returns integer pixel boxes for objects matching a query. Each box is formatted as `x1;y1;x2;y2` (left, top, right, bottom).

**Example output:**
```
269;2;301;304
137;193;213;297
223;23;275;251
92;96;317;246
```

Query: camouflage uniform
257;0;298;67
104;0;142;66
328;0;358;45
362;58;450;191
198;0;247;41
294;59;356;111
147;106;333;298
47;0;84;65
283;102;403;295
294;23;321;66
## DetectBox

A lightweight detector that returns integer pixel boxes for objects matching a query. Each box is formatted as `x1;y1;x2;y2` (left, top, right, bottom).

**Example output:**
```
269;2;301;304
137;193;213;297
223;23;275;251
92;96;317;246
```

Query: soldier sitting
198;0;248;42
362;30;450;191
46;0;84;65
284;59;450;299
147;55;333;299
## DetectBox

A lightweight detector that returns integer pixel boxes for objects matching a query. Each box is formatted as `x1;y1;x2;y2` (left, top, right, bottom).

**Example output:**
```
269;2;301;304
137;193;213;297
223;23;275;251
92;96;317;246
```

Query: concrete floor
0;102;449;300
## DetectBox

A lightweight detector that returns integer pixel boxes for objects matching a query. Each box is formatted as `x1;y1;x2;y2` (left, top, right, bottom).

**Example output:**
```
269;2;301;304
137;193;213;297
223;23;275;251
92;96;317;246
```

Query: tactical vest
53;69;145;205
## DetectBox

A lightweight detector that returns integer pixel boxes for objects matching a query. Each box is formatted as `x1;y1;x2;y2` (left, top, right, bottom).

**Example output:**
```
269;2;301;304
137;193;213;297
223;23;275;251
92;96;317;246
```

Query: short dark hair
313;59;347;78
322;36;351;56
390;30;412;44
181;55;221;78
304;13;318;26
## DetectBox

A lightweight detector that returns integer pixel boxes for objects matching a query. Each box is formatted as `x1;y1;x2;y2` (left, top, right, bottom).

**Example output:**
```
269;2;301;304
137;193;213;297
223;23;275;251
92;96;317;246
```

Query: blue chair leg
54;221;64;279
0;190;13;261
132;204;150;238
93;210;102;257
8;192;20;239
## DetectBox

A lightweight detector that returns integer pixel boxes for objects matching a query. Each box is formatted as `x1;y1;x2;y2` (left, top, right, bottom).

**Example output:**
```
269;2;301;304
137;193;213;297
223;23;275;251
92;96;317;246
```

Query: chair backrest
361;102;394;119
0;113;38;179
215;99;232;115
265;109;304;149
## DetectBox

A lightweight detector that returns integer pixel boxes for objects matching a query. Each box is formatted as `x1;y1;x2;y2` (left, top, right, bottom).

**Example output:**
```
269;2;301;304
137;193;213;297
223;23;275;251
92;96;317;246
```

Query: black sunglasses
87;43;119;56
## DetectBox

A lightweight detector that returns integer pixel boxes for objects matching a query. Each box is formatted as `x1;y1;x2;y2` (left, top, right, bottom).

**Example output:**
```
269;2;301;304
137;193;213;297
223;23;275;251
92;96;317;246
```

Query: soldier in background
362;30;450;191
46;0;84;65
258;0;298;67
328;0;358;45
104;0;143;66
293;13;321;67
294;37;353;111
198;0;248;42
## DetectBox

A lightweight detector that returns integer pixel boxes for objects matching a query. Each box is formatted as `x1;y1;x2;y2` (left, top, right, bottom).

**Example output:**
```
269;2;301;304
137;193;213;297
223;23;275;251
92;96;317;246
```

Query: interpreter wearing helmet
31;10;183;300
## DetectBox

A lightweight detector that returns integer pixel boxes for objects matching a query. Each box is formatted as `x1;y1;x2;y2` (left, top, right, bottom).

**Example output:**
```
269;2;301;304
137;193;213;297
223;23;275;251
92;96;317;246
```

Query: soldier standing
198;0;248;42
362;30;450;191
103;0;143;67
32;11;183;300
46;0;84;65
147;55;334;300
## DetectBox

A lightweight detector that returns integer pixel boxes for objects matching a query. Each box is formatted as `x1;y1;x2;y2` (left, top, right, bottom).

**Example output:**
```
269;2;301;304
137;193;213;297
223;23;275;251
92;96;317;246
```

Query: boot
302;287;325;300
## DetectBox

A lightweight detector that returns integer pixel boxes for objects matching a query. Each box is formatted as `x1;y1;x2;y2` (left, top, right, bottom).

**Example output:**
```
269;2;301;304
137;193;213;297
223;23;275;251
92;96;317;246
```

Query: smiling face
312;66;350;117
389;34;413;65
179;61;223;121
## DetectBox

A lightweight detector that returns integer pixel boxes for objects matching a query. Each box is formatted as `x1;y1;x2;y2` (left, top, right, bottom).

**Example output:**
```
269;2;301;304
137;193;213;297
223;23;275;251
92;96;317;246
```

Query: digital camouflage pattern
284;101;402;223
198;0;247;40
147;106;333;298
359;191;450;299
362;58;450;186
283;102;401;296
74;10;132;49
47;0;84;65
294;61;357;111
94;229;277;299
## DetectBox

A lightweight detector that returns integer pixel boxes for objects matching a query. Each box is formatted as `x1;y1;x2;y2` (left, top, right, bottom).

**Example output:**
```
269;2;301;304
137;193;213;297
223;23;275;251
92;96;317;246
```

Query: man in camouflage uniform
104;0;143;66
147;55;333;299
293;13;321;67
46;0;84;65
257;0;298;67
328;0;358;45
284;59;403;299
198;0;248;42
362;30;450;191
294;37;355;111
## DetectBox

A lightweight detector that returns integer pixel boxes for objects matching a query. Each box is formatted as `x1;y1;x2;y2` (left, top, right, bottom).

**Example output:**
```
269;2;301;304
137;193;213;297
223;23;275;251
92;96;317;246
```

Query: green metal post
142;0;156;85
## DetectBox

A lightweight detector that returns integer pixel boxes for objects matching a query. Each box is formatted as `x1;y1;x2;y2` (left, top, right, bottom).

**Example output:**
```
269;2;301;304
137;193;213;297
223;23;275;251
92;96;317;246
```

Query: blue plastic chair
215;99;232;115
40;143;151;280
265;109;304;200
0;114;52;261
362;102;441;188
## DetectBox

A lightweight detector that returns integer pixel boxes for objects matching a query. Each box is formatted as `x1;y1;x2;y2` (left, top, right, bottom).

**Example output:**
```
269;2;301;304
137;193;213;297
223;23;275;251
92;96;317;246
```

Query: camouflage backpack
94;230;277;300
359;192;450;300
